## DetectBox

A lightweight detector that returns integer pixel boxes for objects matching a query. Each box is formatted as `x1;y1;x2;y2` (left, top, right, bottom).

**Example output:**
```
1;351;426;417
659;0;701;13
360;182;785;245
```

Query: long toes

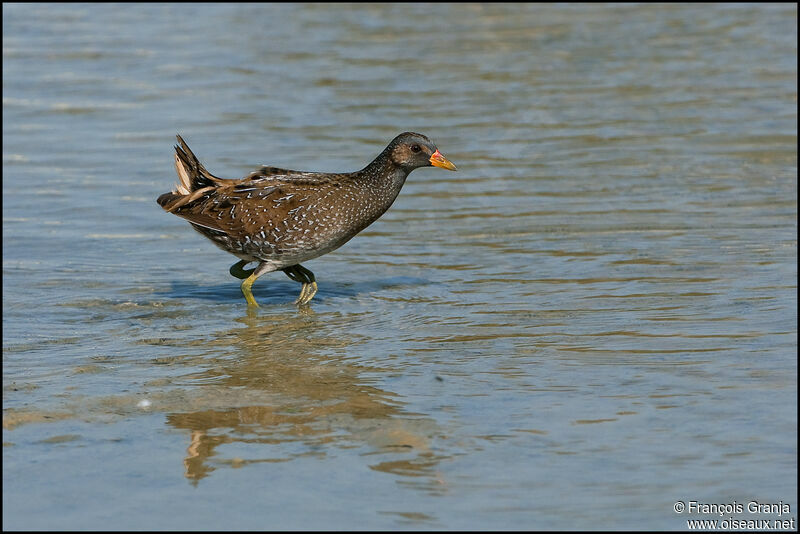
295;282;318;306
307;281;318;301
294;284;308;305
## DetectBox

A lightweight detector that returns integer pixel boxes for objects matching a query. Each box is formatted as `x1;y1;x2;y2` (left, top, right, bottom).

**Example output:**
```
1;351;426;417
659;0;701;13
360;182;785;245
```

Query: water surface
3;3;797;530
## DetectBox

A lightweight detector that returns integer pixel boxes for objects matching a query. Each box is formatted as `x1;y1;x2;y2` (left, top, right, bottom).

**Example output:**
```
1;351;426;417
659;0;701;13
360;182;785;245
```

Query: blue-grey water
3;3;797;530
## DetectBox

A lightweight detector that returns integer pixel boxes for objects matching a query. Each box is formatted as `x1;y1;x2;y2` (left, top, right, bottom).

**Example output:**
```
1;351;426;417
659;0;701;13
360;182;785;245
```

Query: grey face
388;132;438;170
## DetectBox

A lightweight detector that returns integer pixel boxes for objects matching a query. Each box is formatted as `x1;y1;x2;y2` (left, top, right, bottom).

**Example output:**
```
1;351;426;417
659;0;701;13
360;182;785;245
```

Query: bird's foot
295;281;318;306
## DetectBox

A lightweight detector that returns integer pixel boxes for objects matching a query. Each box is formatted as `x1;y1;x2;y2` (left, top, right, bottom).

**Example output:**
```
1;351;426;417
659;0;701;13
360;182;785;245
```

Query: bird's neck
345;152;411;229
359;152;410;191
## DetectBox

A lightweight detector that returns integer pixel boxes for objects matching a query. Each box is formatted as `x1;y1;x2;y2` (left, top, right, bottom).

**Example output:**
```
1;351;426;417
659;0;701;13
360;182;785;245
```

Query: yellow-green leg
295;264;318;305
241;272;260;307
239;262;273;307
282;264;318;306
297;281;318;305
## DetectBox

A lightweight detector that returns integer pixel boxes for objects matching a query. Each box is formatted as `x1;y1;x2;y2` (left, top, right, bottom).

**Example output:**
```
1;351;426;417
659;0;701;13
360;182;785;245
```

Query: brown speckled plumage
157;132;457;307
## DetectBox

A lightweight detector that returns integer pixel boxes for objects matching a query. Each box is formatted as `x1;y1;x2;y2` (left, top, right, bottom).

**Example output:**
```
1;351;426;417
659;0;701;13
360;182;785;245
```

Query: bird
156;132;457;307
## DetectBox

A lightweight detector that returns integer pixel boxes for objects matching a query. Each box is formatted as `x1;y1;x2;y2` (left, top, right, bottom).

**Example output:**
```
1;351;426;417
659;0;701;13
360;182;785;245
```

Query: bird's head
387;132;457;172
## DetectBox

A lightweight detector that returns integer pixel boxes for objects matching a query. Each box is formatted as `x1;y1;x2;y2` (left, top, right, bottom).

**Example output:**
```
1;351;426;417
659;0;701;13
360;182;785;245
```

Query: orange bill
429;149;457;171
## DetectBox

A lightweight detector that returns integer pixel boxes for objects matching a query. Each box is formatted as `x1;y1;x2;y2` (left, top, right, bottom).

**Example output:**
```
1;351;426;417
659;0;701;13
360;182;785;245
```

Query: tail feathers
157;191;180;210
158;135;234;213
157;186;216;212
173;135;225;194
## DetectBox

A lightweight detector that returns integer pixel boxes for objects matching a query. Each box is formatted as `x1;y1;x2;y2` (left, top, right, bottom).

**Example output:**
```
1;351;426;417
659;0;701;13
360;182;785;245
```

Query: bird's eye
410;144;421;153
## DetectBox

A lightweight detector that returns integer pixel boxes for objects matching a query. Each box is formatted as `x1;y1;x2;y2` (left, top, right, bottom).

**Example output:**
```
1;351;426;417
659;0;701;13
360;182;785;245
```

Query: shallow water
3;3;797;530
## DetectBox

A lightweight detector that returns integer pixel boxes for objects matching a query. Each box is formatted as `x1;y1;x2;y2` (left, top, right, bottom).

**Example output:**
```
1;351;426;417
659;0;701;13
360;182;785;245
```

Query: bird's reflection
164;310;446;490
